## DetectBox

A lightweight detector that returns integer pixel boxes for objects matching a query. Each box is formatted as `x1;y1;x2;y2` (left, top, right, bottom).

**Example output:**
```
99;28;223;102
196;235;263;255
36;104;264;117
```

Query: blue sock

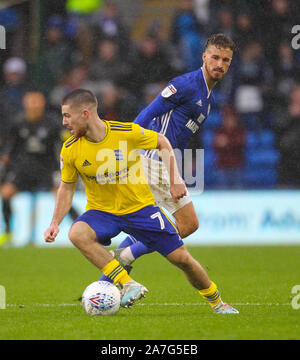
118;235;137;249
130;241;153;259
118;235;153;259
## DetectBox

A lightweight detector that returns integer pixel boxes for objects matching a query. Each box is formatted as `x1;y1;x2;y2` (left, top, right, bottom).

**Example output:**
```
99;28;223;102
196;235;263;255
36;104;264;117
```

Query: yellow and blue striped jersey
60;120;158;215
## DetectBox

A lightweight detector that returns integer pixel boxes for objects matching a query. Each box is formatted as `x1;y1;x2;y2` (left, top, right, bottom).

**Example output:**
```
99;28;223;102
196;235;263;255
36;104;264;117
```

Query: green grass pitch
0;245;299;340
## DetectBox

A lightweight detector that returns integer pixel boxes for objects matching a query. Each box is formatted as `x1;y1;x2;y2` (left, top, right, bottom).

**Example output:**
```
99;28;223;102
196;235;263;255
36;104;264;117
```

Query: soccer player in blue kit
100;34;239;313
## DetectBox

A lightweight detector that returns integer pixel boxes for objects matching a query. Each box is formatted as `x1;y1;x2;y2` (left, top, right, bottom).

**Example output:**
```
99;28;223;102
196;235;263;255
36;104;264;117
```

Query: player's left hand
170;181;187;203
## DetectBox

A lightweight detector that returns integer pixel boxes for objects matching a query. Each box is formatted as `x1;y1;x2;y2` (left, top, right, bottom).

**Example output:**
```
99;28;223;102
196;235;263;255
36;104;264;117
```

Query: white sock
120;247;135;265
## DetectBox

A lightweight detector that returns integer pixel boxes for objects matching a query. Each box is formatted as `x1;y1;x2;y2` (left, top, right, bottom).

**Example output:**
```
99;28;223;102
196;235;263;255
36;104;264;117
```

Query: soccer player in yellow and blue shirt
44;89;238;313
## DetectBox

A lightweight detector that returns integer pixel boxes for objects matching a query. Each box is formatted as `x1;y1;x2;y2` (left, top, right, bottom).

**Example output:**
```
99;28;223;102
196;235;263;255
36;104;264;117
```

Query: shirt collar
200;67;212;99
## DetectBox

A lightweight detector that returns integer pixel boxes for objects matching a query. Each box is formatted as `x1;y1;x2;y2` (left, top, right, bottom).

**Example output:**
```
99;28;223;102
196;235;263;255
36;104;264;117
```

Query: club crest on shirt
161;84;177;98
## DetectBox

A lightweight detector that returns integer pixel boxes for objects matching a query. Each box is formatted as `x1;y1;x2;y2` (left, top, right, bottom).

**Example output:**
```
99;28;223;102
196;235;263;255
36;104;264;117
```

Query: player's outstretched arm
156;133;187;203
134;95;175;129
44;181;76;243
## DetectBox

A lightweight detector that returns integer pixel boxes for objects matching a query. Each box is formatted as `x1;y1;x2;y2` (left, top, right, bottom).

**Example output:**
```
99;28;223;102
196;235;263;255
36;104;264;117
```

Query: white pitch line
6;302;291;307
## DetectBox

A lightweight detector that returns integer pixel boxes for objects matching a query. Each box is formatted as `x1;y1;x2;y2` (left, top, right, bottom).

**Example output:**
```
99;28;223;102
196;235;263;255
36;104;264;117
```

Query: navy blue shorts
74;205;184;257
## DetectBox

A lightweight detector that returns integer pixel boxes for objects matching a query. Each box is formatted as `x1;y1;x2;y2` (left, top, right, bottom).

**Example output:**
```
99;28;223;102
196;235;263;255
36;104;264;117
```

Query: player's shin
102;259;148;308
199;282;239;314
101;258;132;286
198;281;223;308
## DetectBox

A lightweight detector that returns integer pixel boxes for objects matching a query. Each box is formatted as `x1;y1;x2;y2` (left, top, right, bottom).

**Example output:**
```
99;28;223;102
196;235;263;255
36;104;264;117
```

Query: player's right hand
170;181;187;203
44;224;59;243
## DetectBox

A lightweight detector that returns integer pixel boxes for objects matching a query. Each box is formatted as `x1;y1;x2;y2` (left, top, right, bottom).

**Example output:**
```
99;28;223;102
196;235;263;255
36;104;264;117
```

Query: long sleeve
134;95;176;129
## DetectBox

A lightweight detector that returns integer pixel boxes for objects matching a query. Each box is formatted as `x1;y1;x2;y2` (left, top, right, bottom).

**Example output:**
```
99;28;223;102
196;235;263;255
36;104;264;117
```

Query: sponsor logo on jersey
186;119;199;133
114;149;124;161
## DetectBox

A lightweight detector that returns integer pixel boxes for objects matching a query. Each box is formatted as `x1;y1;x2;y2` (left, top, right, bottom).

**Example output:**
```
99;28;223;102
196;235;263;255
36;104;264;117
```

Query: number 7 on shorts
150;212;165;230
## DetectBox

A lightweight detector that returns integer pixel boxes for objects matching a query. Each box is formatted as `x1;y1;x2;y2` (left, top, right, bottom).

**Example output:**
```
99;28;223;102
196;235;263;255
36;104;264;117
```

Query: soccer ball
82;281;121;316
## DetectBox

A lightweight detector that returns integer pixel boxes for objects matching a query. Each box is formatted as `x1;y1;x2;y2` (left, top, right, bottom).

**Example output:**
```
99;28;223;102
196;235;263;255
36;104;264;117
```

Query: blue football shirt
135;67;214;160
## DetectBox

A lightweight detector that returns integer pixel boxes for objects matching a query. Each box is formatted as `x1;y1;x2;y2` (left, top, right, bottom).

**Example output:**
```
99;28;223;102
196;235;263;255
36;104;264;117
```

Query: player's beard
73;124;88;138
205;63;224;83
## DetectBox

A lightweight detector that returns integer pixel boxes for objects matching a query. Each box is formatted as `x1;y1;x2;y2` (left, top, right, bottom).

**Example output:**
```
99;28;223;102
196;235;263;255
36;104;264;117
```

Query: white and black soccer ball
82;281;121;315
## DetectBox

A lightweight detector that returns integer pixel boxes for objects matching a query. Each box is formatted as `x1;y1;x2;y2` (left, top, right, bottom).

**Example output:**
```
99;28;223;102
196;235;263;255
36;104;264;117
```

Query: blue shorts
74;205;184;256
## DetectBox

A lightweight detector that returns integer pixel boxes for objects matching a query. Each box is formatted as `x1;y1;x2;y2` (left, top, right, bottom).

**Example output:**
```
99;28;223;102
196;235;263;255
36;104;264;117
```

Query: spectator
33;16;73;96
64;0;103;64
274;85;300;187
234;41;274;129
89;38;130;86
146;19;184;73
273;41;300;107
73;20;96;67
128;36;173;96
262;0;295;68
97;81;138;123
213;107;246;189
142;83;165;108
170;0;205;71
91;0;130;57
134;82;165;118
234;12;256;51
213;7;235;40
0;57;28;136
49;64;90;110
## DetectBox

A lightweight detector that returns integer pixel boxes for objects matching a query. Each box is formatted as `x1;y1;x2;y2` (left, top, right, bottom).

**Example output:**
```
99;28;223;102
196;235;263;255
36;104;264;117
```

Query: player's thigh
173;201;199;231
69;220;98;246
166;244;194;267
123;205;184;257
71;210;122;247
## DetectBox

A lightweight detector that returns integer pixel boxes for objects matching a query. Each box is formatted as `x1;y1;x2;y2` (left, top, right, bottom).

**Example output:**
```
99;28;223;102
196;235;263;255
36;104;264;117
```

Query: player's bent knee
69;221;95;247
178;218;199;238
186;219;199;235
173;203;199;238
68;225;81;246
167;246;194;270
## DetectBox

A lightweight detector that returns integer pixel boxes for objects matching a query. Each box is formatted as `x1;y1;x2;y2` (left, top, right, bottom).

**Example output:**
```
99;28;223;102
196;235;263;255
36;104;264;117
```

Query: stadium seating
204;110;222;130
201;126;279;189
244;130;279;187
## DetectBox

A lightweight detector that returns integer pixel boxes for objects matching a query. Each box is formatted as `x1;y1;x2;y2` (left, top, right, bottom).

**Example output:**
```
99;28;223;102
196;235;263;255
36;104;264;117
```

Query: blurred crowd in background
0;0;300;191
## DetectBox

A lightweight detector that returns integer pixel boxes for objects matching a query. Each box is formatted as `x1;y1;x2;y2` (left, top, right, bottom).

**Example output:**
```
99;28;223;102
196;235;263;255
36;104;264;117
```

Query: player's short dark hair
205;34;238;53
61;88;98;108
